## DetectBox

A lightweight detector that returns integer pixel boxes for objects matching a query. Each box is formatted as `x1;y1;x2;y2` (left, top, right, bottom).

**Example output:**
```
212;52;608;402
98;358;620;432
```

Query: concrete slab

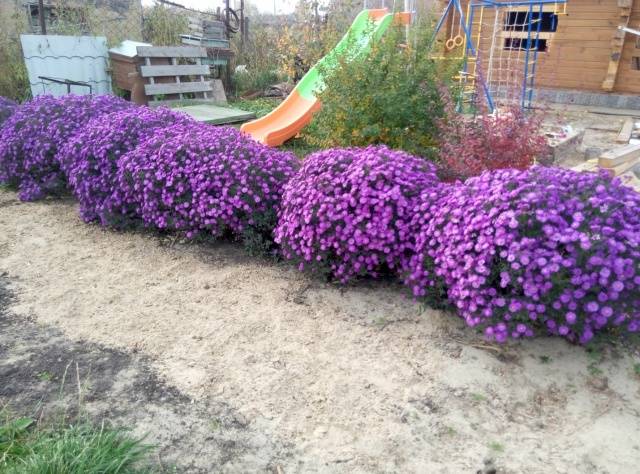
173;104;255;125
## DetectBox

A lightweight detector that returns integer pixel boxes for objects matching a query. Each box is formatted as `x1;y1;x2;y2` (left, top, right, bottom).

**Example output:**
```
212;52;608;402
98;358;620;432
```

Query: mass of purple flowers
275;146;440;282
59;107;195;223
0;94;131;201
405;167;640;343
1;94;639;344
105;123;299;251
0;97;17;126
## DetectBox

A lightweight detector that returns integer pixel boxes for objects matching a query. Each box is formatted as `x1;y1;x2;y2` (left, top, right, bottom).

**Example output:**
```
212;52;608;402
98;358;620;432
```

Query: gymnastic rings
445;35;464;50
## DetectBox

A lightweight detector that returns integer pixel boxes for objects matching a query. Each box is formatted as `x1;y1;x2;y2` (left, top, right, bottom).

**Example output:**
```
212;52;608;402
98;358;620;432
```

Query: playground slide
241;8;410;147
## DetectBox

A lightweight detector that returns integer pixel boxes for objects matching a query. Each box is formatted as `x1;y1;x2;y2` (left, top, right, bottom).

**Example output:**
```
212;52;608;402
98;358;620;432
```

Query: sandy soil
1;187;640;473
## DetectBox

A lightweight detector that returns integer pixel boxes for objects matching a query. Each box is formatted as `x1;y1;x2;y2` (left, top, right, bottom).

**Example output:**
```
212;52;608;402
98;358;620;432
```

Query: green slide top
295;9;395;101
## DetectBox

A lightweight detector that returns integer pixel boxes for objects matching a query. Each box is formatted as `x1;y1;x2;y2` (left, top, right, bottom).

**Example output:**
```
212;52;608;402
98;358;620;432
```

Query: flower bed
275;146;440;282
104;124;299;253
405;167;640;343
0;95;131;201
2;94;639;344
59;107;195;223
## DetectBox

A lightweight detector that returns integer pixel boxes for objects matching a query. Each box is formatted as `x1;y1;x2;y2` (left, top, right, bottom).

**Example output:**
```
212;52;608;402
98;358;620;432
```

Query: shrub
275;145;440;282
58;107;194;223
0;97;17;126
104;124;299;254
405;166;640;343
0;6;30;102
437;104;551;182
0;94;131;201
305;21;457;158
142;4;188;46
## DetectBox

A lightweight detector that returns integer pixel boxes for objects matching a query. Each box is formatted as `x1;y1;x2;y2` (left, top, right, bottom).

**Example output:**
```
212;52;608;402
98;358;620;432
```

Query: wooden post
38;0;47;35
602;0;634;91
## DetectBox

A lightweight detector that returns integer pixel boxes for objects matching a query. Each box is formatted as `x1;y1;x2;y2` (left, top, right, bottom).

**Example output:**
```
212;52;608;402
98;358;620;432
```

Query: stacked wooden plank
598;143;640;175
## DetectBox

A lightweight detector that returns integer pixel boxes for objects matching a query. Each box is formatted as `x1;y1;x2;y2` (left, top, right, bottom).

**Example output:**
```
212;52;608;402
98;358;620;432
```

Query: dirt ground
1;109;640;473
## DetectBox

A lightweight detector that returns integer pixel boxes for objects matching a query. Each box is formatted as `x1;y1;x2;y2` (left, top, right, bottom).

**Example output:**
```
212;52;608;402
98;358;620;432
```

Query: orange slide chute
239;91;321;148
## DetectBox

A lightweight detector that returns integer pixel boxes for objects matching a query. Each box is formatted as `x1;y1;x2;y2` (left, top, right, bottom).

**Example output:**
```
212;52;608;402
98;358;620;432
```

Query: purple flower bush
0;96;17;126
0;94;131;201
58;107;195;223
275;146;440;282
103;123;299;253
405;166;640;343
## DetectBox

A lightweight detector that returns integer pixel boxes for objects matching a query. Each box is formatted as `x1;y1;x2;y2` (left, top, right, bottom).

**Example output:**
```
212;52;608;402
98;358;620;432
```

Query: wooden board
616;118;634;143
144;81;212;95
602;1;633;90
136;46;206;58
170;104;256;125
599;143;640;167
140;64;210;77
603;157;640;175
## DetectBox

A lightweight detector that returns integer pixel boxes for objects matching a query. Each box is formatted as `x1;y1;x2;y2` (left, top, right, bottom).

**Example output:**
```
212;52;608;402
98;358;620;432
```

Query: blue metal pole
432;0;454;44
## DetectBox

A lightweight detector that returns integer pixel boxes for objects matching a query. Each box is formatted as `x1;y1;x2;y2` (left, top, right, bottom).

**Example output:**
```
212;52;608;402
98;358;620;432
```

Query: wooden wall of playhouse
453;0;640;95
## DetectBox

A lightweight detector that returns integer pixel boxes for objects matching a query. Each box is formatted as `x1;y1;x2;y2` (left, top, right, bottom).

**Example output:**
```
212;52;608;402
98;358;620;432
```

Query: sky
141;0;298;15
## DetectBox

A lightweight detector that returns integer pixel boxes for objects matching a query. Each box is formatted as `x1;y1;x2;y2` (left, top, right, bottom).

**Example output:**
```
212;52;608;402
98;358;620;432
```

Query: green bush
142;5;188;46
304;20;458;158
232;69;283;97
0;5;30;102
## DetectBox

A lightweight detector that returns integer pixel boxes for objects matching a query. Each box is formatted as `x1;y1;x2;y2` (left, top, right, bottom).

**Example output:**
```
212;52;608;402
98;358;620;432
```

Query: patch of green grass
471;393;486;402
488;441;505;453
230;98;281;118
0;415;154;473
208;419;221;432
443;426;456;436
36;371;52;382
0;417;33;466
538;355;552;364
373;316;387;328
280;136;320;159
588;364;603;376
633;363;640;378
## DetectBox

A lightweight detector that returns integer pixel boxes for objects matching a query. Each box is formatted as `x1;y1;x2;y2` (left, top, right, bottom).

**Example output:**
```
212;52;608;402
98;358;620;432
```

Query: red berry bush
437;106;551;182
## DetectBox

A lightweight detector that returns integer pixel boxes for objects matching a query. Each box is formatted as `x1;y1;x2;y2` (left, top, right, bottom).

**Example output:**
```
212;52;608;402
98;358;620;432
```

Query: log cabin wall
454;0;640;95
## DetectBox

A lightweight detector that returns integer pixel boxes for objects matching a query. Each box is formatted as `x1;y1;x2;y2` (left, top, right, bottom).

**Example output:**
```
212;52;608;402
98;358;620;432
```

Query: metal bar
432;0;454;41
37;76;93;94
521;3;534;108
471;0;566;7
620;25;640;36
526;2;545;107
38;0;46;35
